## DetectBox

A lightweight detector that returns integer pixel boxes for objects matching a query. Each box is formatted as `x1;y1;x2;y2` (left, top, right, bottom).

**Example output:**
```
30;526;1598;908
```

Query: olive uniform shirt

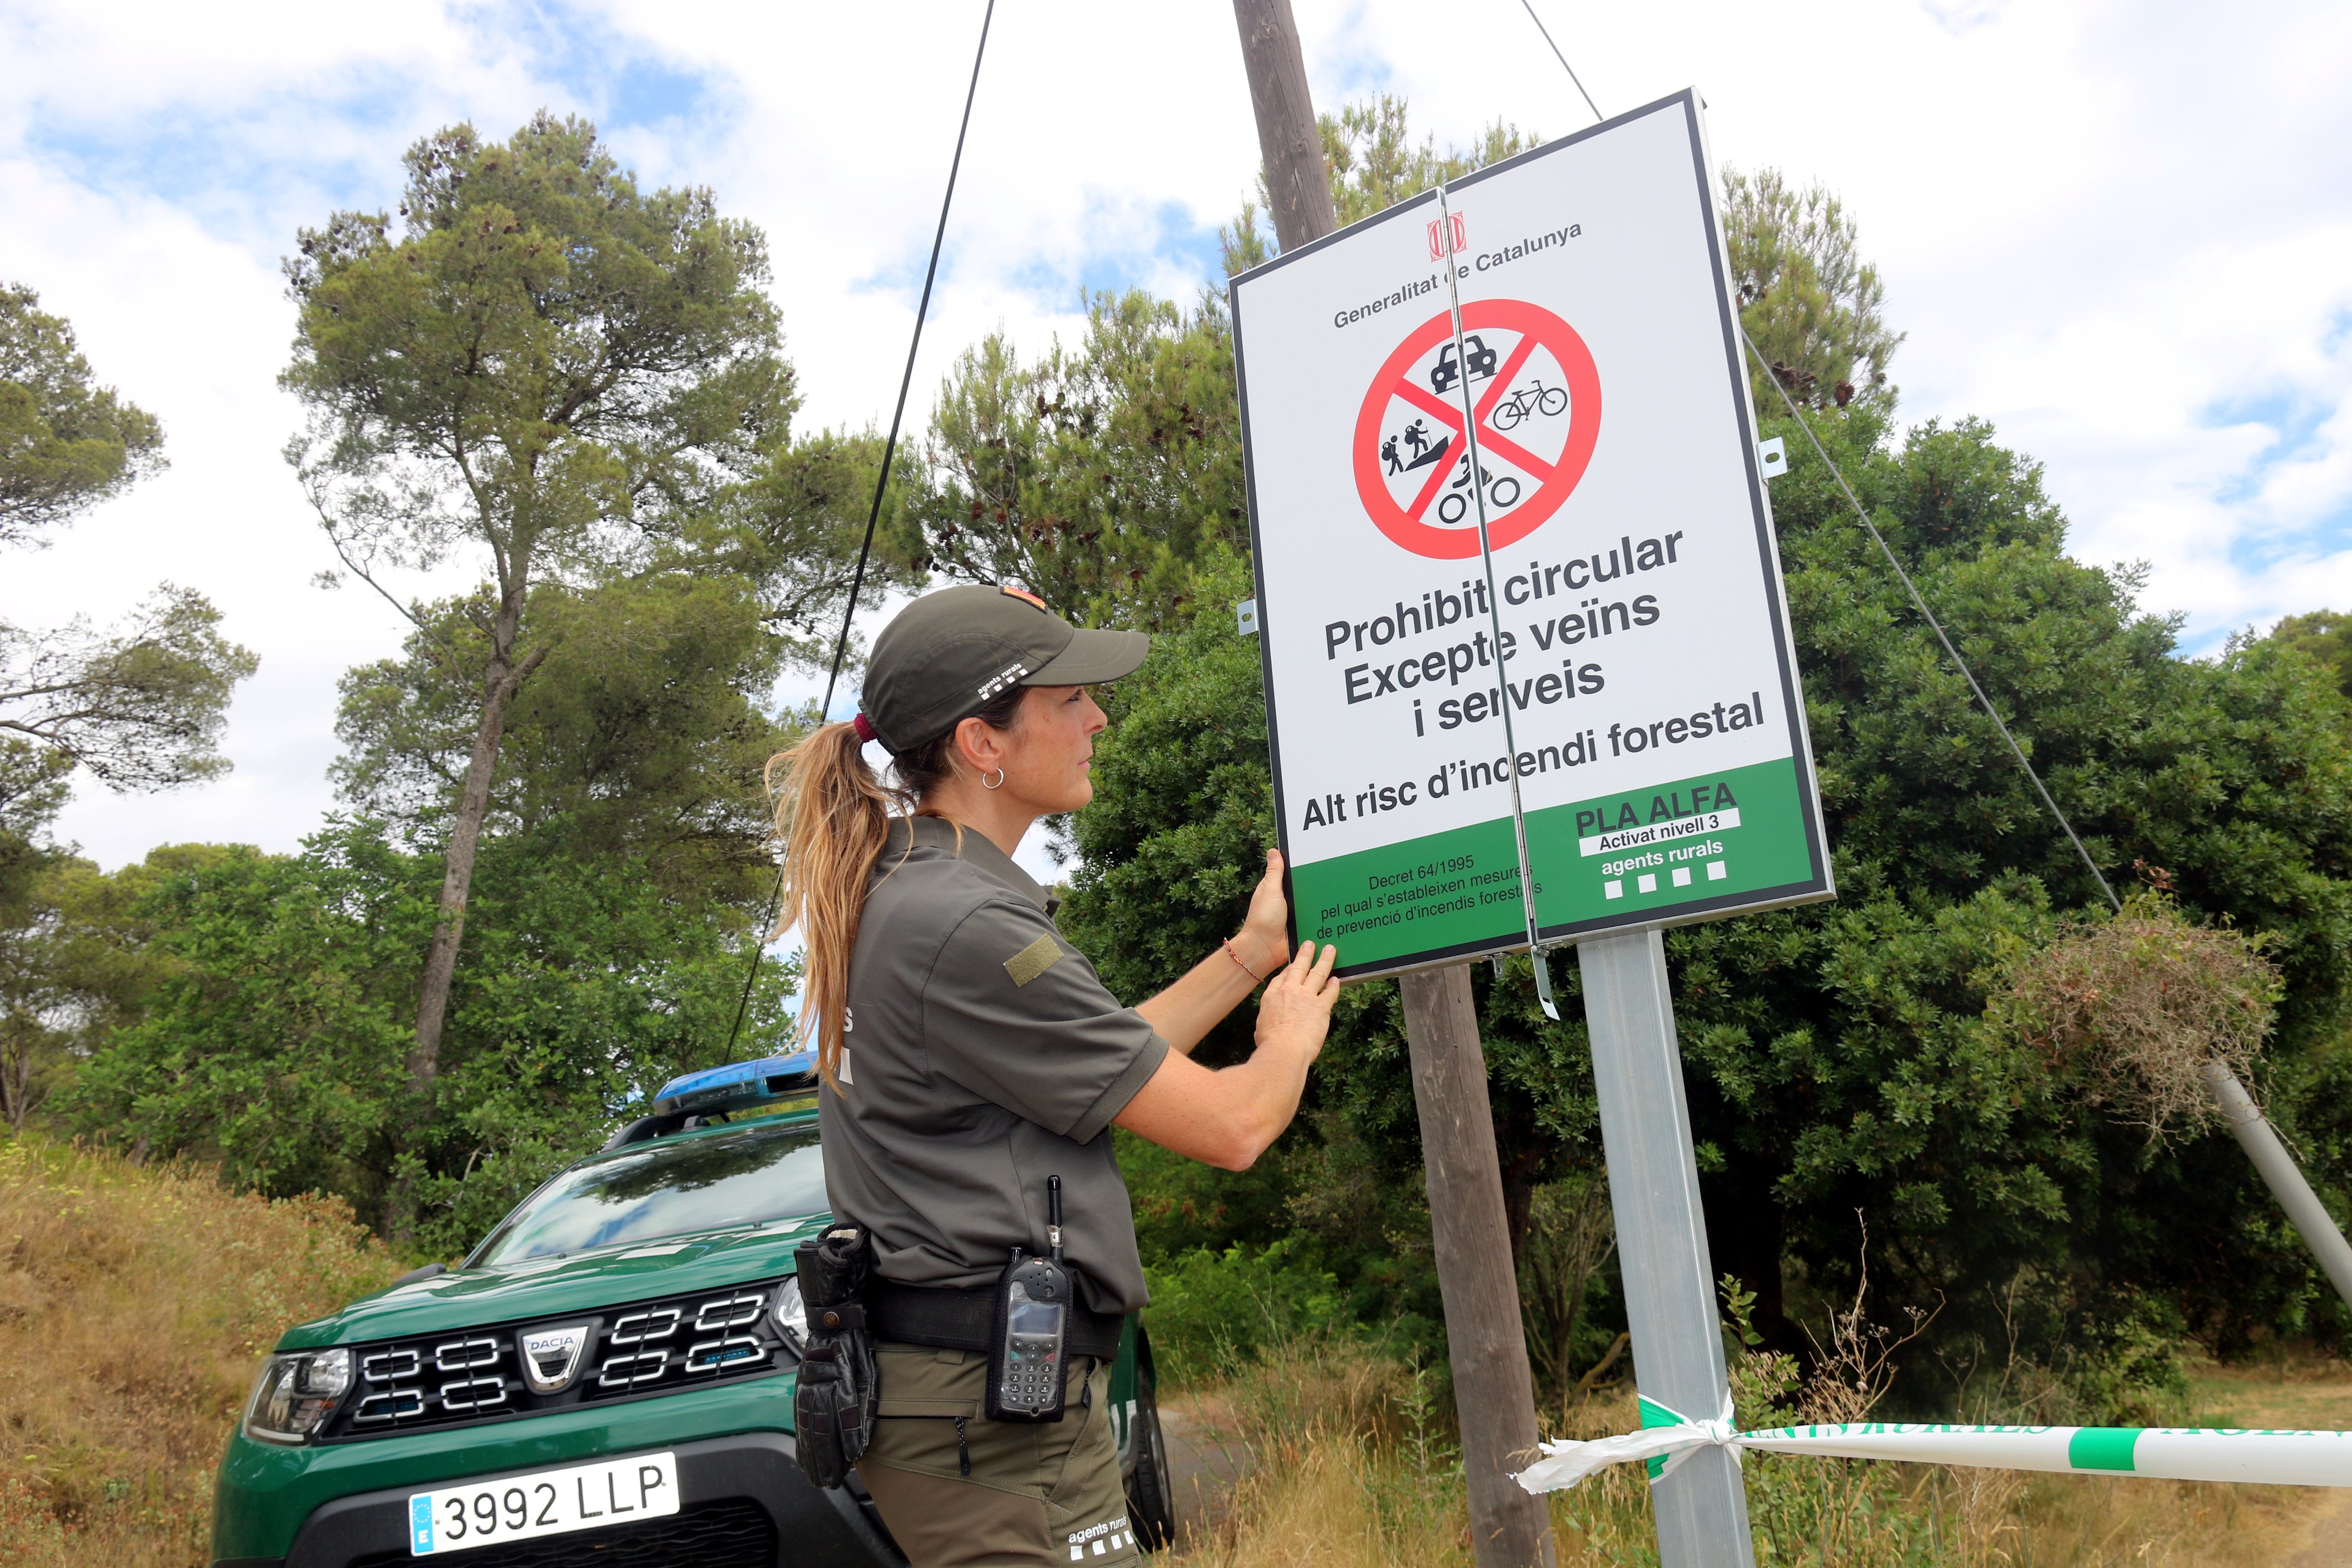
819;815;1170;1315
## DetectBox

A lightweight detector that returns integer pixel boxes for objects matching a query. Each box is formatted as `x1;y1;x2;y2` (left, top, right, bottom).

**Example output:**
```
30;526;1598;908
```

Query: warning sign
1229;89;1833;978
1353;300;1601;559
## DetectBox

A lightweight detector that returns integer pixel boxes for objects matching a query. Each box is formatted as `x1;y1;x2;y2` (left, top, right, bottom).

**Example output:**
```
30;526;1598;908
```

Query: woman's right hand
1254;940;1340;1060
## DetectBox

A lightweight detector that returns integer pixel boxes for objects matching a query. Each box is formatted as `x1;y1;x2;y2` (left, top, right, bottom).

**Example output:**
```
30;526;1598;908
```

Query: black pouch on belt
791;1222;878;1490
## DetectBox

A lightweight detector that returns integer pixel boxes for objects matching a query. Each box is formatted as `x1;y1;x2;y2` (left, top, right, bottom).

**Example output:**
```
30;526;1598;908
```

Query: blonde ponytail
764;684;1030;1085
766;723;892;1087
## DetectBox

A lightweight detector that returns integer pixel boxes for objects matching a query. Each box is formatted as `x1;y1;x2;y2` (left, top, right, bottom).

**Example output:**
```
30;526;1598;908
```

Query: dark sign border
1229;88;1834;981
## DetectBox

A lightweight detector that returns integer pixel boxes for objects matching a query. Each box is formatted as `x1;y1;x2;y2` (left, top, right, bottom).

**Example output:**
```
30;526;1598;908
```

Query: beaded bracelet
1222;938;1266;984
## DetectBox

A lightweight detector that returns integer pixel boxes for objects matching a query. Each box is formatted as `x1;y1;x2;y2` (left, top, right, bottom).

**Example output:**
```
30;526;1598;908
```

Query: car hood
276;1218;833;1350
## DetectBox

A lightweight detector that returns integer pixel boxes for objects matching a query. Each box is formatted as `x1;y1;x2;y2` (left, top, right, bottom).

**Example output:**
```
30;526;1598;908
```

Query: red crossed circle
1352;299;1603;560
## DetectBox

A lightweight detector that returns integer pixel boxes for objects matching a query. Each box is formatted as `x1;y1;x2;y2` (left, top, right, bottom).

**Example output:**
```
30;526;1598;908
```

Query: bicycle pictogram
1351;300;1603;560
1489;378;1570;432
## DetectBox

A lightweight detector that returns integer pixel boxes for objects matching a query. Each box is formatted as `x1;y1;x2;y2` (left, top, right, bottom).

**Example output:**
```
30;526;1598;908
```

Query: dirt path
1157;1403;1252;1550
2287;1490;2352;1567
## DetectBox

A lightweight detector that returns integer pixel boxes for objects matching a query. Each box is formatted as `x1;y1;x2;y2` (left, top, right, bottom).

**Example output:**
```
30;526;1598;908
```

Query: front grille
317;1279;794;1442
353;1496;776;1567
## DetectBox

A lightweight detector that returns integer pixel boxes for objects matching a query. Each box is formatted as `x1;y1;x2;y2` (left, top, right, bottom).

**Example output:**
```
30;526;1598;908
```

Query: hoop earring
982;767;1006;791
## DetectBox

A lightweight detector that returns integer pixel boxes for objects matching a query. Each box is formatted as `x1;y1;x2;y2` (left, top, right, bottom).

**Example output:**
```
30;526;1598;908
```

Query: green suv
211;1053;1177;1566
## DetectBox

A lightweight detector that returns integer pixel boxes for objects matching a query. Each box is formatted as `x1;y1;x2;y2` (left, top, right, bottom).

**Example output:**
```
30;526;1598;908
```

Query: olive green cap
859;585;1148;754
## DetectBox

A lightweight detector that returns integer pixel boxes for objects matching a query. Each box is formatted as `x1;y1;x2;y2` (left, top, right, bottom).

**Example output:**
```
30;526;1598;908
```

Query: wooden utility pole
1232;0;1338;252
1229;10;1554;1565
1401;969;1560;1568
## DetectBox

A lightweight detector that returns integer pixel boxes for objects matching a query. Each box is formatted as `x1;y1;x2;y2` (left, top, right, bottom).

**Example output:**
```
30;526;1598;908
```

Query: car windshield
472;1118;827;1267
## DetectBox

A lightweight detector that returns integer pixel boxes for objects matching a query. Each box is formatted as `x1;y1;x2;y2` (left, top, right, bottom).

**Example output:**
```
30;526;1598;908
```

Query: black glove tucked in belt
792;1222;879;1490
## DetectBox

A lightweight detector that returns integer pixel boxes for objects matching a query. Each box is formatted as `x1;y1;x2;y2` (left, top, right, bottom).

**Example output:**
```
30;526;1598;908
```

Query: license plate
407;1451;679;1555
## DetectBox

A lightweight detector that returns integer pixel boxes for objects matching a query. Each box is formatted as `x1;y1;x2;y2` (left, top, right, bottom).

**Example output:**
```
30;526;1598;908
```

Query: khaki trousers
856;1342;1144;1568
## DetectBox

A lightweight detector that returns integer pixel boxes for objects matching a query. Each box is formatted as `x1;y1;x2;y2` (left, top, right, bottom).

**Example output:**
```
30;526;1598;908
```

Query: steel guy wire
1435;181;1562;1019
1739;335;2120;912
1516;1;1604;127
1513;10;2121;914
724;0;998;1060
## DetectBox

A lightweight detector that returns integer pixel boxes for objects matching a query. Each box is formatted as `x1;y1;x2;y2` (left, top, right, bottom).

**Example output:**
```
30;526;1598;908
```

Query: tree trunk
1231;0;1339;254
1401;967;1558;1568
384;589;545;1243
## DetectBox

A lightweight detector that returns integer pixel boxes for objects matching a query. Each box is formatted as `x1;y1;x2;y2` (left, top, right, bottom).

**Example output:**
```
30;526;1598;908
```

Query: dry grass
1167;1340;2352;1568
0;1138;398;1567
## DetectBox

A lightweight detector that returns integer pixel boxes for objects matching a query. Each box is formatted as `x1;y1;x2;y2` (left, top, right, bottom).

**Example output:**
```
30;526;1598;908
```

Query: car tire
1124;1342;1177;1553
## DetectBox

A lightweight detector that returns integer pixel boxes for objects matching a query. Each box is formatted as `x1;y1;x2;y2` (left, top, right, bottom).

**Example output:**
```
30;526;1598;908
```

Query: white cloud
1;0;2347;865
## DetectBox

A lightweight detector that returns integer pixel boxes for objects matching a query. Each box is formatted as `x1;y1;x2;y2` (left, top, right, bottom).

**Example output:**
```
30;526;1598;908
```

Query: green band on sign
2067;1427;2142;1472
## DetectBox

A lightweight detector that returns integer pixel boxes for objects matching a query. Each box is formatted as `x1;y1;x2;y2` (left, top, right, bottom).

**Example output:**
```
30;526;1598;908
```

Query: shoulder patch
1003;933;1064;987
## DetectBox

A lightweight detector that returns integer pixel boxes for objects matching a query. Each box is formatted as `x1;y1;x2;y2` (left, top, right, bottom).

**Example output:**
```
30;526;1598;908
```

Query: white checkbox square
1604;879;1623;899
1672;866;1692;887
1637;873;1658;894
1707;861;1728;880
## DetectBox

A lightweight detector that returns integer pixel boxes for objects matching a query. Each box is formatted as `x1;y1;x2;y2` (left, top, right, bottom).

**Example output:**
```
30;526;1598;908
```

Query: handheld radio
984;1175;1071;1422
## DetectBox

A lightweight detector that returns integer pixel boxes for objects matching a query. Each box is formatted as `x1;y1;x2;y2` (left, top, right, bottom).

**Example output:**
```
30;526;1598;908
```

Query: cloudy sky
2;0;2348;872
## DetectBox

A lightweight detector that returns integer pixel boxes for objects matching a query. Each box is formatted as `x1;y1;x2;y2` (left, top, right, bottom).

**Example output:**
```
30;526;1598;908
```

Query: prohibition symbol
1352;299;1602;560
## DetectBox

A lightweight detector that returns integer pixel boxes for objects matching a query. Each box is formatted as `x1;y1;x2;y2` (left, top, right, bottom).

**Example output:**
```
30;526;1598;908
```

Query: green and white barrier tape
1515;1395;2352;1494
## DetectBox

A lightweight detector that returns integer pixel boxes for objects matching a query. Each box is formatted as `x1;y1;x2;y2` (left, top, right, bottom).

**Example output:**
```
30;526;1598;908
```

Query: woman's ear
952;711;1012;777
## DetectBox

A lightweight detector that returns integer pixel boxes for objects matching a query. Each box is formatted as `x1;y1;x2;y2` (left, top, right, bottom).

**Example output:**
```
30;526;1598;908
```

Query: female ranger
770;585;1340;1567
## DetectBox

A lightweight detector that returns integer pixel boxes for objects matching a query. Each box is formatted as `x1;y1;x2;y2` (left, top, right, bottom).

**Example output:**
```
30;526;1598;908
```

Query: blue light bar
651;1050;819;1118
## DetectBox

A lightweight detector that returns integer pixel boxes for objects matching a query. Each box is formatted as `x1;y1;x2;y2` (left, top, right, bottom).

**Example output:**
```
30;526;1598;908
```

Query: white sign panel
1231;90;1832;977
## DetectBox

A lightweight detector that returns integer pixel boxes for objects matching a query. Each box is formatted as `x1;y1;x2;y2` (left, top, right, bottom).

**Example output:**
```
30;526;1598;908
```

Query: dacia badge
519;1325;592;1393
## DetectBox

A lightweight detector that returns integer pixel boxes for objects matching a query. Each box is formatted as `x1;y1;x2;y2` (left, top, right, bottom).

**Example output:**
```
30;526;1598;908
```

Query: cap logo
999;585;1047;612
978;661;1030;700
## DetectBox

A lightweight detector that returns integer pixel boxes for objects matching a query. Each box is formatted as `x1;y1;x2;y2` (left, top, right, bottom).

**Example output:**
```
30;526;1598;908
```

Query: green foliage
0;842;208;1132
63;818;793;1255
1722;168;1903;412
1217;94;1541;274
1140;1237;1346;1385
284;112;792;573
331;571;789;897
2267;608;2352;702
0;282;165;546
893;292;1246;629
0;287;252;806
0;589;257;791
1319;95;1541;228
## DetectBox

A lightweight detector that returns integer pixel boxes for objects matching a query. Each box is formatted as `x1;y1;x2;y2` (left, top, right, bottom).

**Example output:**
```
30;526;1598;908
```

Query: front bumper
213;1378;900;1567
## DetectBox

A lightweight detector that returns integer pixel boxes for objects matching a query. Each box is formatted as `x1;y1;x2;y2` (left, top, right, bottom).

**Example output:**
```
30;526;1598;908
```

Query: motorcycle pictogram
1435;453;1522;525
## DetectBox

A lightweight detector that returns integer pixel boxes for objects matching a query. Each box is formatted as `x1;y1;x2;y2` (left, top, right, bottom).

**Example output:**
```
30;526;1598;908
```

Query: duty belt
867;1278;1124;1360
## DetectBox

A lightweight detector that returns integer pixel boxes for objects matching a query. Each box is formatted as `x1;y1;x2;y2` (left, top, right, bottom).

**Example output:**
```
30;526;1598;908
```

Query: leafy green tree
1721;167;1902;411
0;590;257;791
890;292;1246;628
281;113;839;1233
2268;609;2352;701
0;283;164;546
0;285;254;800
1218;95;1540;274
1320;95;1541;228
0;840;222;1133
331;571;789;902
66;817;795;1250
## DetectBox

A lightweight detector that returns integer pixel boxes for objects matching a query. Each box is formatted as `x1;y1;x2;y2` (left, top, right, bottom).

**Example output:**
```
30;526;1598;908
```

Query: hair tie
851;713;878;744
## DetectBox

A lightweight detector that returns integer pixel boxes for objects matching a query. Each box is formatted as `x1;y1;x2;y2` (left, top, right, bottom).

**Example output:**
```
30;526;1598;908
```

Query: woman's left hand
1235;849;1292;978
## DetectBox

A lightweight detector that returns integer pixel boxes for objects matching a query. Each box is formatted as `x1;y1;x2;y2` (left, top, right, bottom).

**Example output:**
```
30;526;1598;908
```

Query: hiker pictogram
1351;300;1603;560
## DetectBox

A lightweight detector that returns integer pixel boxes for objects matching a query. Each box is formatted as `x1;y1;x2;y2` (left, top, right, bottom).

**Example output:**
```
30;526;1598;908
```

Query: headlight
244;1348;352;1444
772;1276;807;1351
